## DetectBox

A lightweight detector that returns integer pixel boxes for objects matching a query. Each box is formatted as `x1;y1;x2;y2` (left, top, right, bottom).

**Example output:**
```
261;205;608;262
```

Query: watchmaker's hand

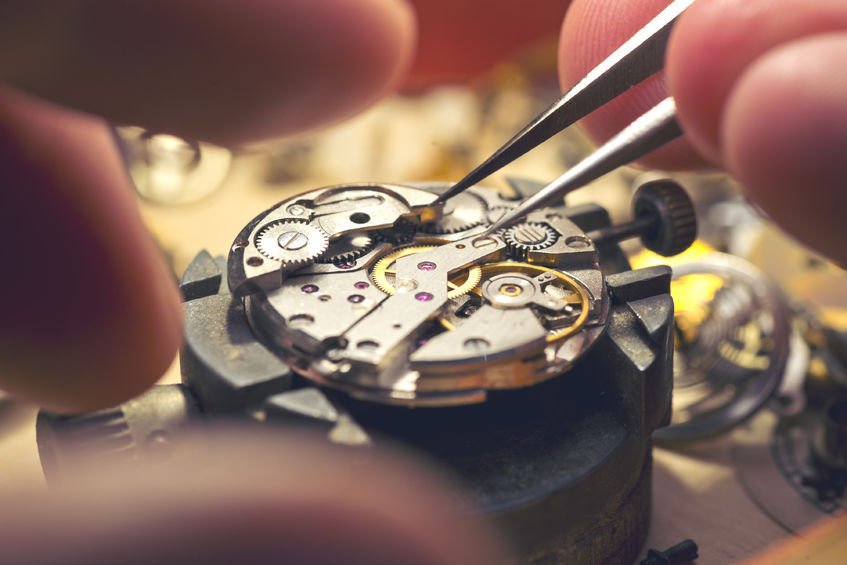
0;3;507;563
559;0;847;264
0;0;414;412
1;427;509;564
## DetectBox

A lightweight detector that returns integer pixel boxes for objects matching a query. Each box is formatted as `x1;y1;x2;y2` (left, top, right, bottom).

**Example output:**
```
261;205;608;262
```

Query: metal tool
435;0;695;234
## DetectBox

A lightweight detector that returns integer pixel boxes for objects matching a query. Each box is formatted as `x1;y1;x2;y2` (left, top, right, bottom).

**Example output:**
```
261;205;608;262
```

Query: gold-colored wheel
441;262;591;343
370;246;482;300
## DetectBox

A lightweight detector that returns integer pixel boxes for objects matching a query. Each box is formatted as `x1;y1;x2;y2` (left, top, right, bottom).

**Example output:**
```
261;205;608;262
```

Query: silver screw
277;230;309;250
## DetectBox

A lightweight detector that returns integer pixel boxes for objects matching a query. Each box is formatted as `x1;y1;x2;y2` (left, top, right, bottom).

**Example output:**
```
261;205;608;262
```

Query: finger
558;0;705;169
0;0;414;146
3;427;511;564
723;34;847;265
667;0;847;164
0;87;182;412
403;0;569;89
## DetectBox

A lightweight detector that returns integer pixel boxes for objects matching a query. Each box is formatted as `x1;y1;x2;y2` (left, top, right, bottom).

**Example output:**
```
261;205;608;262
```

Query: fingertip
403;0;567;89
1;0;417;145
0;89;183;412
667;0;847;166
666;0;745;164
7;428;510;564
558;0;706;170
200;0;418;144
723;34;847;264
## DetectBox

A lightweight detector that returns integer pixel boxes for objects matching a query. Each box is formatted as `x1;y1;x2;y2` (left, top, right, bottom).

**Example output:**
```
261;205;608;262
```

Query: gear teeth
486;206;514;225
633;180;697;257
374;218;417;245
255;220;329;265
370;245;481;300
420;192;487;235
51;409;133;453
316;233;375;264
503;222;559;258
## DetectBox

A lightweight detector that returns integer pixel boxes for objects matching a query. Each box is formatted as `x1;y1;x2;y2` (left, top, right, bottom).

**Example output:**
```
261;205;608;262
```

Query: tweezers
434;0;696;236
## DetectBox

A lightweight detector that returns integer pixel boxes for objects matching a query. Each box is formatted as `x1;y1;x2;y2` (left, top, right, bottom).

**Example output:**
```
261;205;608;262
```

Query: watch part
316;233;375;264
503;222;559;256
233;182;610;407
371;245;482;300
419;191;487;234
255;220;329;266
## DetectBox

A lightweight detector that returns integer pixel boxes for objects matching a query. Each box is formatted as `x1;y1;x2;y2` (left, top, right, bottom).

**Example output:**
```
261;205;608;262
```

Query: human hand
557;0;847;264
0;3;505;563
0;0;414;411
406;0;847;263
5;0;842;419
3;0;844;560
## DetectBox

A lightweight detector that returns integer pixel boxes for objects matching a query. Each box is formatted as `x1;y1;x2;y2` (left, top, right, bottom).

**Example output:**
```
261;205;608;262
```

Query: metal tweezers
435;0;696;236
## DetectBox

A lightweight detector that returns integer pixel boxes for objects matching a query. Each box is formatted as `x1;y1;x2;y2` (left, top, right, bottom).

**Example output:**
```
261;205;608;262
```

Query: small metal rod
586;215;655;246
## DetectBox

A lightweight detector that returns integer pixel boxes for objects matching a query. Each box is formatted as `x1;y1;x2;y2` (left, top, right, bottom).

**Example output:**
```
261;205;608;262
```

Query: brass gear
371;246;482;300
440;262;591;343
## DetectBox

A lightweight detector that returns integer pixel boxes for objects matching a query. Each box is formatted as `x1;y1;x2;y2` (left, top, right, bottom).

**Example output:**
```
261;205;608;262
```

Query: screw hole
350;212;370;224
565;235;591;249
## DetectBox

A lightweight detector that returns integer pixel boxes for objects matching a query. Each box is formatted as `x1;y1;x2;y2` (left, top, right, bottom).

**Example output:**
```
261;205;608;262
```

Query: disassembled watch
38;178;697;563
227;181;611;407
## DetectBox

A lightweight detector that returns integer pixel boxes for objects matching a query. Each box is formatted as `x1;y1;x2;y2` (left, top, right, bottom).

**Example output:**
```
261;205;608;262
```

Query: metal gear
374;218;417;245
420;192;487;235
371;246;482;300
255;219;329;265
444;262;590;343
487;206;514;225
503;222;559;257
315;233;375;264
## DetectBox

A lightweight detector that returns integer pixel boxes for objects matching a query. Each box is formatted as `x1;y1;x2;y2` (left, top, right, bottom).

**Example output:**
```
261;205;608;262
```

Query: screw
640;539;698;565
511;223;550;245
277;230;310;250
565;235;591;249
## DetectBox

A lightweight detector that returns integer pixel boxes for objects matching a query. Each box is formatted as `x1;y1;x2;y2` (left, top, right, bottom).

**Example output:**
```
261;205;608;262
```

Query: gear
486;206;514;225
371;246;482;300
315;233;375;264
503;222;559;257
442;262;590;343
255;220;329;265
420;192;487;235
632;179;697;257
374;218;417;245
